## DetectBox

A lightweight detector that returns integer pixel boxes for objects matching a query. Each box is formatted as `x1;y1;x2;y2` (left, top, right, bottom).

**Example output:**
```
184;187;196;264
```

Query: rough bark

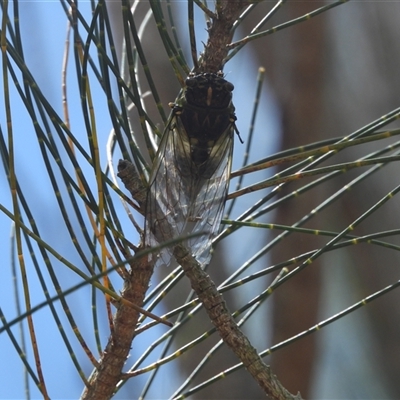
80;255;155;400
174;244;302;400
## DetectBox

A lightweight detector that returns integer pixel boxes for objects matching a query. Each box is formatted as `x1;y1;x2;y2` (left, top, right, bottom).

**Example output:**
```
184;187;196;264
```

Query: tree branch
201;0;255;72
80;255;155;400
173;244;302;400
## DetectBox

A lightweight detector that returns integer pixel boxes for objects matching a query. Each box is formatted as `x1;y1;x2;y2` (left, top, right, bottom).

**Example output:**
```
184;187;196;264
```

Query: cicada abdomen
145;72;237;266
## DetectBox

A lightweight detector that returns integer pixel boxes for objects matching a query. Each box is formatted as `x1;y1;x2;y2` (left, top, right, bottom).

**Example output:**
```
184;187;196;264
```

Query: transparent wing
144;117;187;267
183;121;234;265
145;114;234;267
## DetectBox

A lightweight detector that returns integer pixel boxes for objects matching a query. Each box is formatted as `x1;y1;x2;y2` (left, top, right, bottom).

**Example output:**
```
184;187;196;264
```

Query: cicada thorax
174;73;235;180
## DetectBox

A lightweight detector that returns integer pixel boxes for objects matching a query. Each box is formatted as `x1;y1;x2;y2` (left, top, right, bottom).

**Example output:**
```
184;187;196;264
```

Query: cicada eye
185;77;196;87
224;81;234;92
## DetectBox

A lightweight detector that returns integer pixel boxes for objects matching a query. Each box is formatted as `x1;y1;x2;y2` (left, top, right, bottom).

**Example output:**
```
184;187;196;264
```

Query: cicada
145;72;238;266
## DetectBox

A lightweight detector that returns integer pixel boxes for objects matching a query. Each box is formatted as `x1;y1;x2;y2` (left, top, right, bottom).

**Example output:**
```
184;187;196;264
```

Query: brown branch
200;1;254;72
173;244;302;400
117;159;147;213
80;159;159;399
80;254;155;400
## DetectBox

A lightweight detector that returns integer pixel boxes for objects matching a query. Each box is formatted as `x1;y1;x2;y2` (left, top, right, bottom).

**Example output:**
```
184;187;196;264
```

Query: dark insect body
145;72;237;266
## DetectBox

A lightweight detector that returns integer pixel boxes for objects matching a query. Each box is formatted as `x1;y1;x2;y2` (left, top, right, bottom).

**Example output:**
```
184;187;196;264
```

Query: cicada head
170;72;236;177
184;72;234;110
